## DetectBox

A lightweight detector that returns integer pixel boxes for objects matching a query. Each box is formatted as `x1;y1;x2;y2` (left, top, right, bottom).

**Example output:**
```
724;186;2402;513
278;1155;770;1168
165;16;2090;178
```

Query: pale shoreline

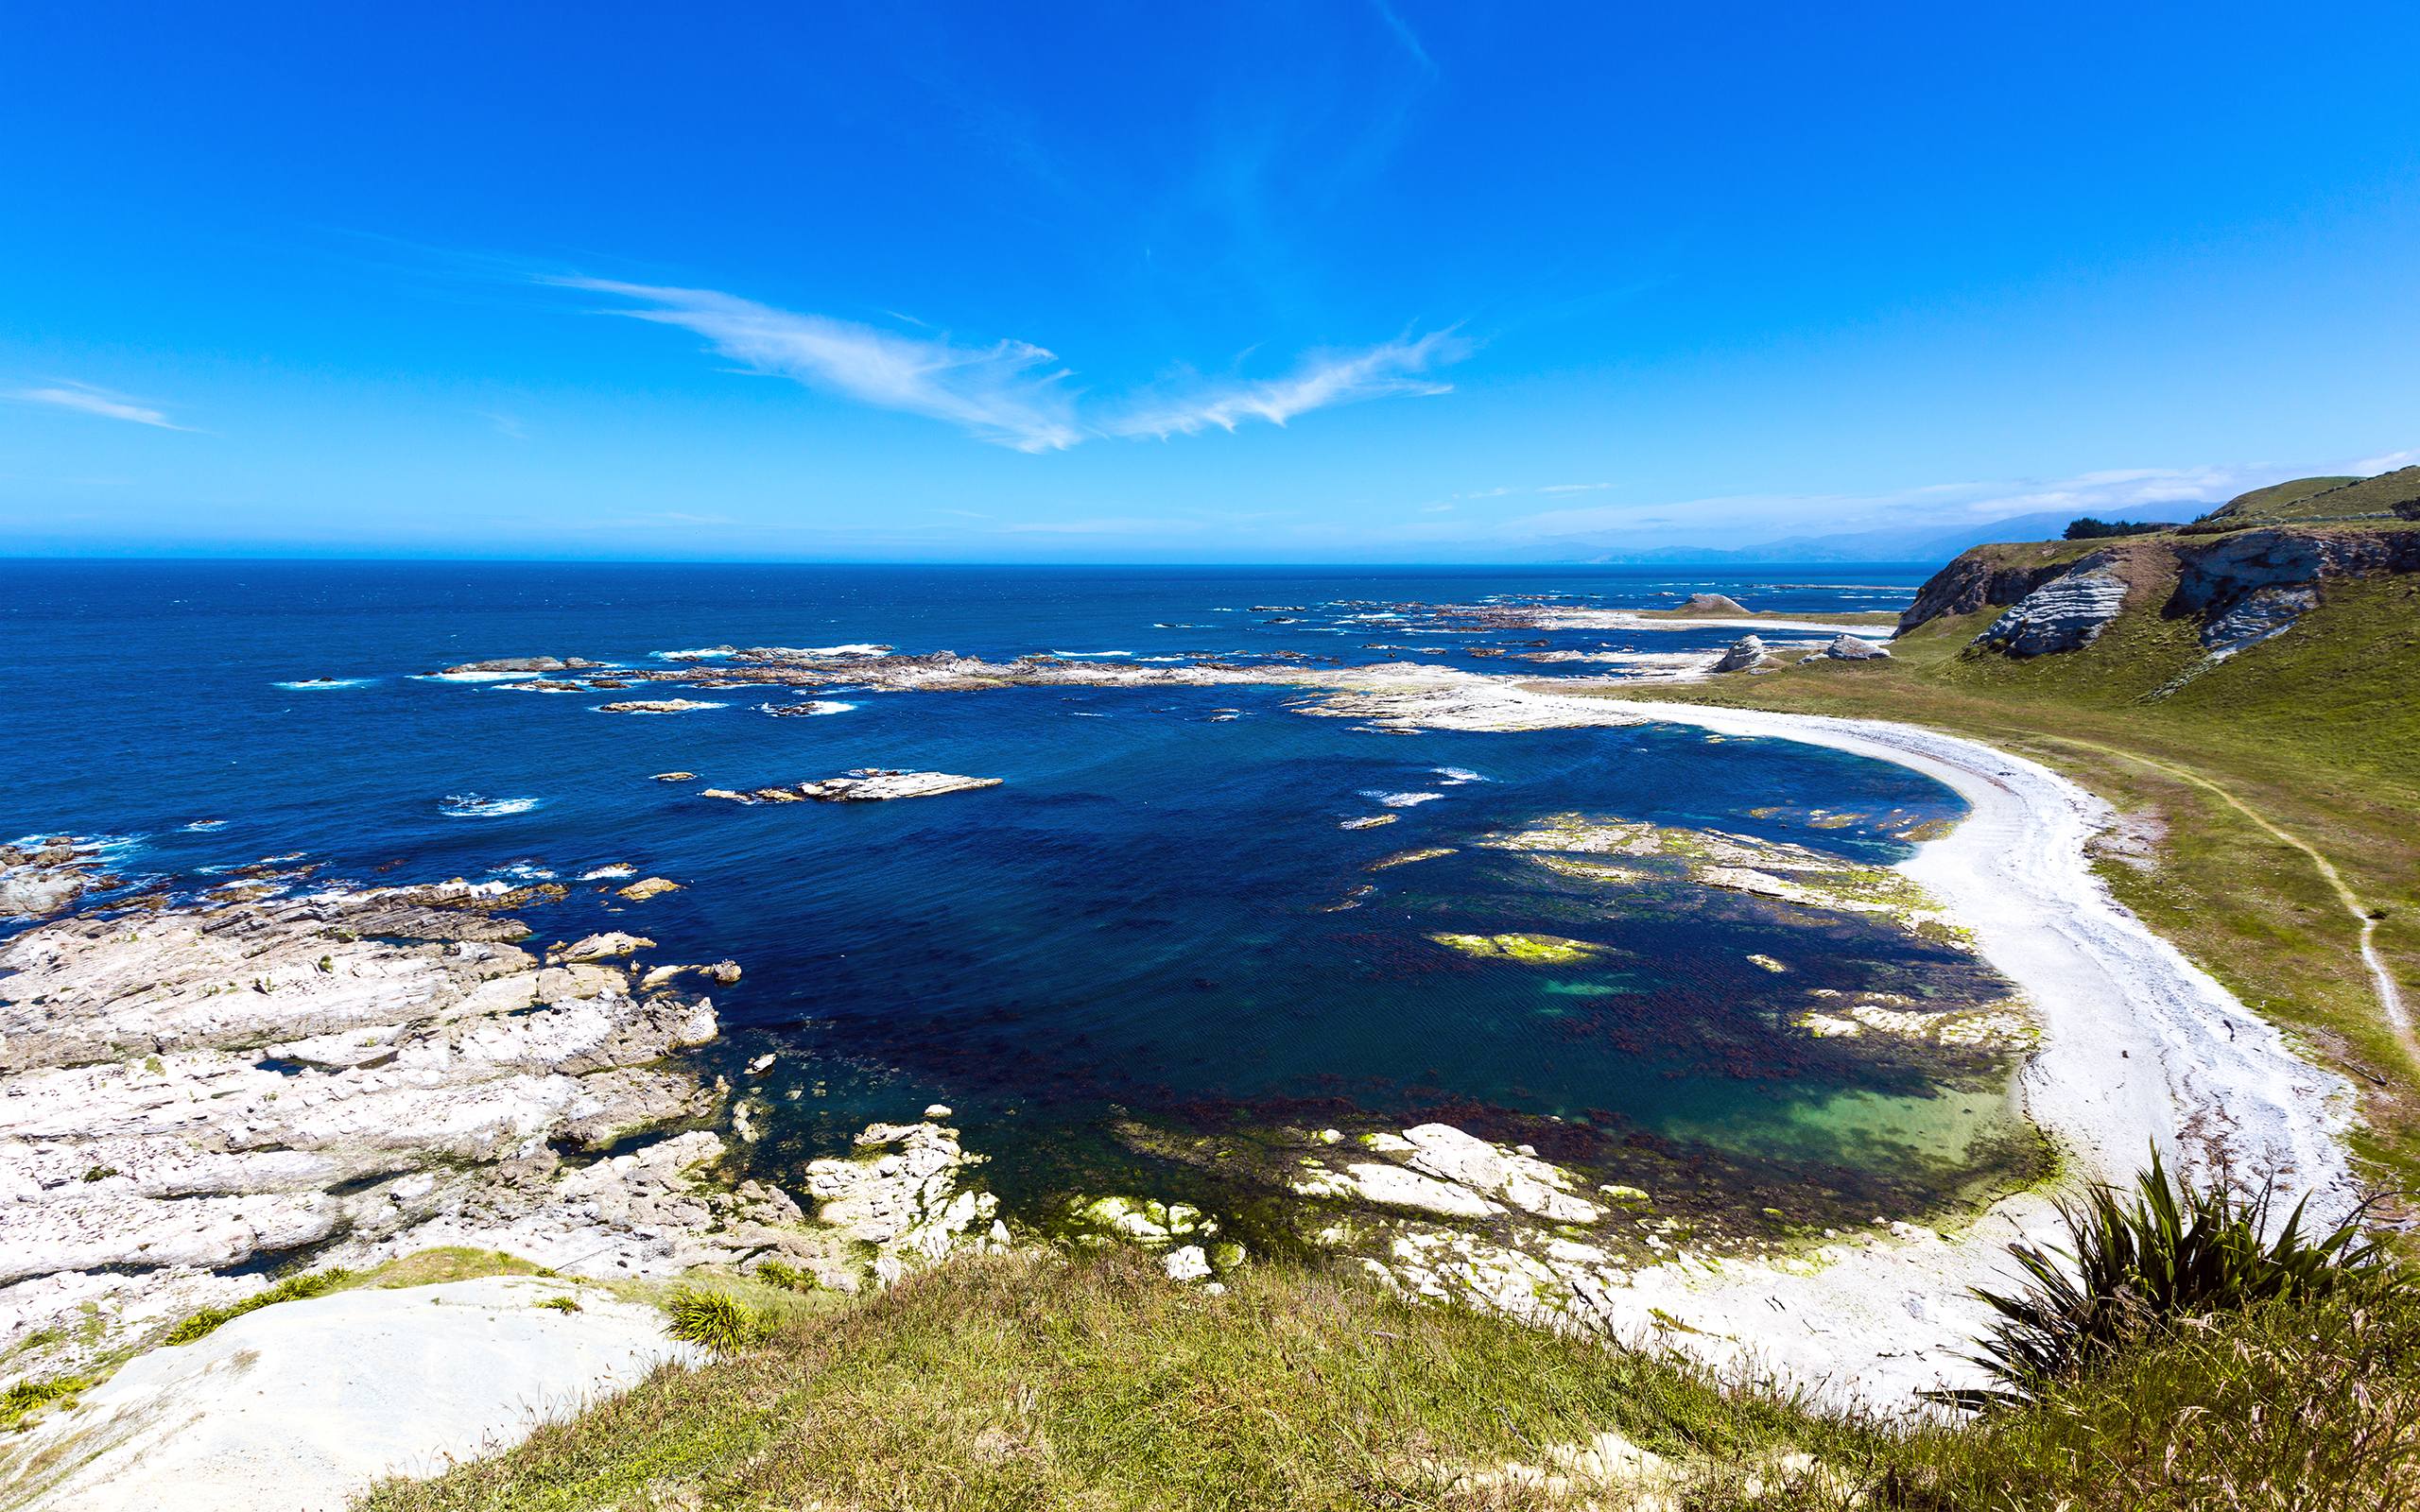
1332;672;2361;1404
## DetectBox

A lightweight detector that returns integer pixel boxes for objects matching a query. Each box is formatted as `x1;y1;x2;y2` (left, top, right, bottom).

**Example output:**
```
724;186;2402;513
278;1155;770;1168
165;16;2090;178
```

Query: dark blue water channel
1;560;2032;1230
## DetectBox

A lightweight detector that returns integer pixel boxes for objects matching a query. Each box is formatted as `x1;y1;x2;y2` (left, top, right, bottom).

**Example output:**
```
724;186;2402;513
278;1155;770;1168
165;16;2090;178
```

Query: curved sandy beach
1310;670;2361;1405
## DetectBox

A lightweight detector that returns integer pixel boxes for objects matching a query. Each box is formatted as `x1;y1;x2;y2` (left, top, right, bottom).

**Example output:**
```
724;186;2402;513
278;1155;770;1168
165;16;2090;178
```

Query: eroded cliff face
1896;552;2083;634
1897;524;2420;659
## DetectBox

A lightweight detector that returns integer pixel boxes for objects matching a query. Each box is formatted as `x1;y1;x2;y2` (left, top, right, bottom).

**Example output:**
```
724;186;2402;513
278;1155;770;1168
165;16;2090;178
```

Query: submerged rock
1428;932;1607;965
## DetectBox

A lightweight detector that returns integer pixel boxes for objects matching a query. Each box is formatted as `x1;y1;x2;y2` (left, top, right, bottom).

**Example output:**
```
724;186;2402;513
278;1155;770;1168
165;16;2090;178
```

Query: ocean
0;559;2036;1240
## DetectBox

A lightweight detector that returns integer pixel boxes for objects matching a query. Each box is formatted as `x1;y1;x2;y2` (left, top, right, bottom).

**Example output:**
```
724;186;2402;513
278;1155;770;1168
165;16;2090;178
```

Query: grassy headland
358;1246;2419;1511
1568;540;2420;1188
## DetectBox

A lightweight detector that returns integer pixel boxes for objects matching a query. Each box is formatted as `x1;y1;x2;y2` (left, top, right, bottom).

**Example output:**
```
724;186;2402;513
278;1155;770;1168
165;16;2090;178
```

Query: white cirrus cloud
558;277;1467;452
556;278;1086;453
1105;331;1466;440
6;381;193;431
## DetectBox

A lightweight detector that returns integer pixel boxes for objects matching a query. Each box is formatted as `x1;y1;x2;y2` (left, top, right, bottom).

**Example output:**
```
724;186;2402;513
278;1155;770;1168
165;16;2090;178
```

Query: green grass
2200;467;2420;526
0;1374;96;1434
162;1267;354;1346
356;1249;1852;1512
354;1246;2420;1511
1889;1279;2420;1509
1576;569;2420;1188
2204;473;2360;522
354;1246;554;1289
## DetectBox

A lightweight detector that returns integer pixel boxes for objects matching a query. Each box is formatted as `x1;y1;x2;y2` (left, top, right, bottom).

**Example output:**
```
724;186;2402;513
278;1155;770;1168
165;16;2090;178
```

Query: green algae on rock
1428;931;1611;965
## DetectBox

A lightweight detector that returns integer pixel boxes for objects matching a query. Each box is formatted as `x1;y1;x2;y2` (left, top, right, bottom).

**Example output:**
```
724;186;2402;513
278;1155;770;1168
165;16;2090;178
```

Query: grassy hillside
2198;467;2420;527
359;1247;2418;1512
2205;474;2359;522
1596;562;2420;1186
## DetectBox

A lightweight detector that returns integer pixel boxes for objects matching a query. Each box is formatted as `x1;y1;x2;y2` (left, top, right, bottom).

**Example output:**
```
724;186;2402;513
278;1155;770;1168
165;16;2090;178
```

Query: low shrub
752;1259;818;1293
662;1286;764;1354
1943;1148;2394;1409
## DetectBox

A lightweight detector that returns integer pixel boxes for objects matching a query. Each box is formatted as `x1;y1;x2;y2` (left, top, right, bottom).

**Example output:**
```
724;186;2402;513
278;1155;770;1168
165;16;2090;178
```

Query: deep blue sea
1;560;2032;1233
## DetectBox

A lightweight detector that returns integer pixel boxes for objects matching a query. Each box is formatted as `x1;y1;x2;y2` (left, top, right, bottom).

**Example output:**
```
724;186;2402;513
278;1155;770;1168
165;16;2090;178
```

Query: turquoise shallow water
1;560;2033;1228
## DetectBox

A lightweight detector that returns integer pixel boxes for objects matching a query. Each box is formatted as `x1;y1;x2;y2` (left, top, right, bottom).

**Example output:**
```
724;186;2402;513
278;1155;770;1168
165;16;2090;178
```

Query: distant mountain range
1530;505;2198;565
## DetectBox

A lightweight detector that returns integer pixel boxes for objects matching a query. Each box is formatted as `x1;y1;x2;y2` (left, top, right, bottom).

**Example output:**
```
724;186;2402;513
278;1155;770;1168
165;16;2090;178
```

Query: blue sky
4;1;2417;560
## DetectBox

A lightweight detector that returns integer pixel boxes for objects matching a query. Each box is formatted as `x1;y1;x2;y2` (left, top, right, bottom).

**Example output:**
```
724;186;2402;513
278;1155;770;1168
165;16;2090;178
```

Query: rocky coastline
0;874;1008;1394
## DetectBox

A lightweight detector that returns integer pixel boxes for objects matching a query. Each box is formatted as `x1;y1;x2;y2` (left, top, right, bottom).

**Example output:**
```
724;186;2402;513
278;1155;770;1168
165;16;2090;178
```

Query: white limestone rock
1976;567;2128;656
1709;635;1771;673
0;887;755;1378
0;1276;699;1512
795;769;1004;801
803;1119;1005;1278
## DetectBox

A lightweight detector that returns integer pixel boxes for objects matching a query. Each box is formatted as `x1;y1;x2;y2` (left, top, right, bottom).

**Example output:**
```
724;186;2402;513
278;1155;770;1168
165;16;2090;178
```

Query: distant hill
1538;506;2197;565
2193;467;2420;529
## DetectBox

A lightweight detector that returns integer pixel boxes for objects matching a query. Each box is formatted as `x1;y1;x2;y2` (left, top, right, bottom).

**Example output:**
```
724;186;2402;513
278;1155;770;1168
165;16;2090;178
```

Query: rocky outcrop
1907;522;2420;662
2168;525;2420;622
1820;634;1891;661
596;698;721;714
803;1120;1011;1284
0;885;773;1378
1709;636;1771;673
2201;583;2319;657
1974;564;2130;656
1672;593;1749;615
798;770;1004;801
1897;556;2078;633
439;656;599;676
0;836;117;921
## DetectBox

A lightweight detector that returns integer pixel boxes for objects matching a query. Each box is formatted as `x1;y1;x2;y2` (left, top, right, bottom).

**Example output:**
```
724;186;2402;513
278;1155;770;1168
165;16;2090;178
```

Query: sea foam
440;795;541;818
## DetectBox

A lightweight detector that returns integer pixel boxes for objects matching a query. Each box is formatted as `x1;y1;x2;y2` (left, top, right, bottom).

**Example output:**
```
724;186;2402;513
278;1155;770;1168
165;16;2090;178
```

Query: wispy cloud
1106;331;1466;439
7;381;193;431
558;277;1465;452
481;410;529;440
1537;482;1613;495
1368;0;1439;75
556;278;1085;453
